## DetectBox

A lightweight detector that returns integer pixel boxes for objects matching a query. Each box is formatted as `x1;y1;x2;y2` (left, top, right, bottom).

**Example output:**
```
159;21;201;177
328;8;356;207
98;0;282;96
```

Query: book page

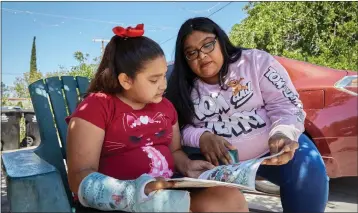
167;150;284;191
169;177;255;191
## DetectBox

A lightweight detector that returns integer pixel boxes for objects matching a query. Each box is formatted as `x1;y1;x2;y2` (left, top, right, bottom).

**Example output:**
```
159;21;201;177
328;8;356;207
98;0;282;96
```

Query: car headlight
334;75;358;96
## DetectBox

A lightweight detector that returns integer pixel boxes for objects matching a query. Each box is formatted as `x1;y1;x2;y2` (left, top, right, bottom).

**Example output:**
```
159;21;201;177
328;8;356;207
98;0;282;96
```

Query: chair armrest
2;150;72;212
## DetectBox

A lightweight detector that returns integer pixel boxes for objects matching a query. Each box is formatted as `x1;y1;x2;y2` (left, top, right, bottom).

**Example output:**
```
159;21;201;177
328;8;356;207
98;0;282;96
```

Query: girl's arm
67;117;184;211
66;118;155;211
170;121;214;177
66;117;104;194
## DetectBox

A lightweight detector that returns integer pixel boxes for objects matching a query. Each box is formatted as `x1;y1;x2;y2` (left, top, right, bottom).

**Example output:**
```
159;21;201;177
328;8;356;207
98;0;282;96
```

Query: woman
166;17;329;213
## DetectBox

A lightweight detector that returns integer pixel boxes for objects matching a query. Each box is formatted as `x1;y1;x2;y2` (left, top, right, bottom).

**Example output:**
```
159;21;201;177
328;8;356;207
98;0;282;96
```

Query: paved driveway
246;177;358;212
1;168;357;212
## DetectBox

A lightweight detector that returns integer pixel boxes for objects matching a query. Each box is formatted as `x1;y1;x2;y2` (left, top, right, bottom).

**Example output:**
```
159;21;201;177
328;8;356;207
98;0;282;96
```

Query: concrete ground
246;177;358;212
1;167;357;212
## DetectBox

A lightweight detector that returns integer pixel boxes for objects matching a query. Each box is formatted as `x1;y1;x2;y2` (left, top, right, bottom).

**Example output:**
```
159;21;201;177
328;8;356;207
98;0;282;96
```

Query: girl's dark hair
165;17;243;129
87;35;164;94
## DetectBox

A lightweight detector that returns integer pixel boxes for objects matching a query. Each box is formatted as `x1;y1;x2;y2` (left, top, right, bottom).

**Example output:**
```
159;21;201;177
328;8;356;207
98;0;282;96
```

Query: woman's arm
181;125;213;148
257;51;306;142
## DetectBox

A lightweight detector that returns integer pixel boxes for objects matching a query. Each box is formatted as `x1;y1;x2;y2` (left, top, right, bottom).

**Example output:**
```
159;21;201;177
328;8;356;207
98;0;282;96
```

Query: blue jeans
257;134;329;213
182;134;329;213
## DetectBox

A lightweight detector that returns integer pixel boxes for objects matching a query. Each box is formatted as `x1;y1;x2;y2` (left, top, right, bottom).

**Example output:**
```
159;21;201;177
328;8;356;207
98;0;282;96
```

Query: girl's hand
185;159;215;178
144;177;175;195
262;133;299;166
199;132;237;166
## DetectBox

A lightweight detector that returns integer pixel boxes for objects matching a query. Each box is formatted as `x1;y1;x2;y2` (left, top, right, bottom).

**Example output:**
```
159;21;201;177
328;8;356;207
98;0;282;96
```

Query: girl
65;24;248;212
166;17;329;213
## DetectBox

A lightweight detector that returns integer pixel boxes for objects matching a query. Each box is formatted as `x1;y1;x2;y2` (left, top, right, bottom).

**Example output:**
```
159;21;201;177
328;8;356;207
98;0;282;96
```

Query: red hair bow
112;24;144;38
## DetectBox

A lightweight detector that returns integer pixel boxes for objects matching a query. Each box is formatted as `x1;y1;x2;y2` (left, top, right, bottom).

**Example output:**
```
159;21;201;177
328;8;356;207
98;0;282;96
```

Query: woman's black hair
165;17;243;129
87;35;164;95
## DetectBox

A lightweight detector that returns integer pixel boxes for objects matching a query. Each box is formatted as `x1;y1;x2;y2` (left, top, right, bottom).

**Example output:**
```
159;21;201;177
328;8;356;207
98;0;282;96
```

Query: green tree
13;51;98;98
229;2;358;71
29;36;42;83
46;51;99;79
14;36;43;98
1;82;11;105
68;51;99;79
13;72;32;98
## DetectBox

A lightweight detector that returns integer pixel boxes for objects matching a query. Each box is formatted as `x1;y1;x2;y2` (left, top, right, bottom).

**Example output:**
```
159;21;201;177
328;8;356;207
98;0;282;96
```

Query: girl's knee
191;187;248;212
223;187;249;212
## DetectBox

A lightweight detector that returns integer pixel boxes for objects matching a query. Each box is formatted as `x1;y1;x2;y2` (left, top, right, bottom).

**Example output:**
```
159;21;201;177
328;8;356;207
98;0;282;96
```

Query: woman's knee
284;134;328;186
295;134;327;173
190;186;248;212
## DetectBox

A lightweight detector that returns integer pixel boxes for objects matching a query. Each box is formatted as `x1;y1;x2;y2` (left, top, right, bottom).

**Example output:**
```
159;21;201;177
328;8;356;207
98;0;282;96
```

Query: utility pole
92;38;110;55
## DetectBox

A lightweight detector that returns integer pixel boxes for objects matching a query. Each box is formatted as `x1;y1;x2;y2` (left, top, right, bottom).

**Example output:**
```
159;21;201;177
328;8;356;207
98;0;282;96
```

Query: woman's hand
199;132;237;166
262;133;299;166
185;159;215;178
144;177;175;195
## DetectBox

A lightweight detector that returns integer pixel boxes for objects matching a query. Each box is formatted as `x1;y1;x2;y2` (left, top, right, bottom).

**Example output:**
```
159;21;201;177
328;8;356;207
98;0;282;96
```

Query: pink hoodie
181;49;306;161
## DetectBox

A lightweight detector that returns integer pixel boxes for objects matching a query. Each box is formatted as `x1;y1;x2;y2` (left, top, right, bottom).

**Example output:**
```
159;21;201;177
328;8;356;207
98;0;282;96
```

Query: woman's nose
198;51;207;60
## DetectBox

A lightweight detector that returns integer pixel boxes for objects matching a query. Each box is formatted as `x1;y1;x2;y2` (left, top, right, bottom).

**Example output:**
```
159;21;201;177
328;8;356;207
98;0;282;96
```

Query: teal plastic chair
0;67;177;212
1;76;90;212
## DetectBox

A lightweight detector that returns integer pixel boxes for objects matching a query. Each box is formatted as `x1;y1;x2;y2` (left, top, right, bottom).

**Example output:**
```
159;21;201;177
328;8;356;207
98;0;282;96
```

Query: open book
167;150;284;195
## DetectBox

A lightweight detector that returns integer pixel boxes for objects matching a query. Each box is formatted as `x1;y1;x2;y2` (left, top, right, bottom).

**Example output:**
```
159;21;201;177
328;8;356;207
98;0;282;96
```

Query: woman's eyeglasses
185;37;217;61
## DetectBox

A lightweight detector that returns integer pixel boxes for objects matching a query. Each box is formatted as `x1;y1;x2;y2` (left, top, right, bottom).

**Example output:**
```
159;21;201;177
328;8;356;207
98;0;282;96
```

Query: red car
276;56;357;178
167;56;358;179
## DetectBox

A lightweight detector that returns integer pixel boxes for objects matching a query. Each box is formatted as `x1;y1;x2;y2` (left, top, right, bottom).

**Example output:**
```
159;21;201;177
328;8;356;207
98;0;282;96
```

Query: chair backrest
28;75;90;203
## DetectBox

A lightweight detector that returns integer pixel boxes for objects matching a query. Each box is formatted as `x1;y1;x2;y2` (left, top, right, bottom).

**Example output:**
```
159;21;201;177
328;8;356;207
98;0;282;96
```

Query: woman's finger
276;151;295;165
212;141;224;166
262;157;279;165
287;142;299;151
222;141;235;164
223;139;237;151
204;153;213;165
219;154;229;165
218;143;231;165
269;139;285;154
210;152;220;166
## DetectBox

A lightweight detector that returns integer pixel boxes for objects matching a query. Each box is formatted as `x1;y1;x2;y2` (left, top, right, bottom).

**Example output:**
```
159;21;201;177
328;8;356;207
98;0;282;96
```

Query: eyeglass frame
184;37;217;61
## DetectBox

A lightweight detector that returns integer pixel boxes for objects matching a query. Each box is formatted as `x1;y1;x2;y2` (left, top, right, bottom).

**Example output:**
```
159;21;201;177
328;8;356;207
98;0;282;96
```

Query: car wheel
255;180;280;195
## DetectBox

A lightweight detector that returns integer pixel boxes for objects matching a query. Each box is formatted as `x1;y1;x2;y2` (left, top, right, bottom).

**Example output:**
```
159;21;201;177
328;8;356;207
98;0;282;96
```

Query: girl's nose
159;78;167;90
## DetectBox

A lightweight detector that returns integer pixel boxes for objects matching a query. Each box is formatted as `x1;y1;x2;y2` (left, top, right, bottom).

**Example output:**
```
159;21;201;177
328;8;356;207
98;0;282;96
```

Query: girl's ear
118;73;133;90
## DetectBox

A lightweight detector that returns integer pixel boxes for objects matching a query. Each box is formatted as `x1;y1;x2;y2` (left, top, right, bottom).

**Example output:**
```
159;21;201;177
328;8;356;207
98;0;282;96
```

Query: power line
207;2;232;18
2;7;177;31
160;2;233;45
2;73;24;76
181;3;221;14
2;8;125;25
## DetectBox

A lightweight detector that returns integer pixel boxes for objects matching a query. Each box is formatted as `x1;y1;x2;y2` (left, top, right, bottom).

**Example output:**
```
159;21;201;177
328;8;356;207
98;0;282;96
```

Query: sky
1;1;248;86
